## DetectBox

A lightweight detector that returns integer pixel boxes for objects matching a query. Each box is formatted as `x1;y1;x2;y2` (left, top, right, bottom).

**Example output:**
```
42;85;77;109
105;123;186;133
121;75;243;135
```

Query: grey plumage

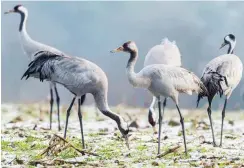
22;52;107;96
22;51;130;148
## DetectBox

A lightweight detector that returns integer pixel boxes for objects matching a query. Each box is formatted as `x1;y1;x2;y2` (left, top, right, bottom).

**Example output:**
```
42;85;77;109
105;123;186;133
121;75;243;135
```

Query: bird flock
4;4;243;156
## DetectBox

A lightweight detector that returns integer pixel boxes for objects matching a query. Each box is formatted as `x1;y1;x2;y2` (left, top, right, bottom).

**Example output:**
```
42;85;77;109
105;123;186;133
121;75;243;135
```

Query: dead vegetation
39;134;98;157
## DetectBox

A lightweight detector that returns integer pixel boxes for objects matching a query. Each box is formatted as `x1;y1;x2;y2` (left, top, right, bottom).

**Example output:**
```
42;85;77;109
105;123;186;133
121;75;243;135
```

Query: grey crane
111;41;208;155
21;51;129;149
197;34;243;147
4;4;86;130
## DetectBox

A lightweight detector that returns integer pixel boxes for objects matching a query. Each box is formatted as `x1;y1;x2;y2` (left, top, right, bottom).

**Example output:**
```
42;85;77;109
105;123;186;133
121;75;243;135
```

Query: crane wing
141;65;208;96
167;67;208;95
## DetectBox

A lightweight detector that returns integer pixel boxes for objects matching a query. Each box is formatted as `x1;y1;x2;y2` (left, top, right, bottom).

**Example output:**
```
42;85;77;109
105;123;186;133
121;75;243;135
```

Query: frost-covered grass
1;103;244;167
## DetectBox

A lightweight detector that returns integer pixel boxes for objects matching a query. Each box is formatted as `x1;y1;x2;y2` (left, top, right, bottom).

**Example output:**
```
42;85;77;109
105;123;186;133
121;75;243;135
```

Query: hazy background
2;1;244;109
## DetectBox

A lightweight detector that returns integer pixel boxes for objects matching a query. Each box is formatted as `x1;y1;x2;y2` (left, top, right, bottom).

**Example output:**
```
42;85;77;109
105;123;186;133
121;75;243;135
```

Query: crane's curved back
144;38;181;67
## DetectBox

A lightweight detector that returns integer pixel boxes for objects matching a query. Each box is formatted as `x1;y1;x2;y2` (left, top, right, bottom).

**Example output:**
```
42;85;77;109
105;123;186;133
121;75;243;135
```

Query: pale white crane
111;41;208;155
4;4;86;130
21;51;130;149
197;34;243;147
144;38;181;135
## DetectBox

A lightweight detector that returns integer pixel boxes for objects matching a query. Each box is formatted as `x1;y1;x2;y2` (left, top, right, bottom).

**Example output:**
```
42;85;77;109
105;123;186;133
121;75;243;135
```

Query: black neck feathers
126;51;137;68
227;44;234;54
19;12;25;32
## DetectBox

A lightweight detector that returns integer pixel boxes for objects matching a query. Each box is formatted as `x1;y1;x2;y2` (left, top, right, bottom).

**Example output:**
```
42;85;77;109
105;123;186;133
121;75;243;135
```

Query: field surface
1;103;244;167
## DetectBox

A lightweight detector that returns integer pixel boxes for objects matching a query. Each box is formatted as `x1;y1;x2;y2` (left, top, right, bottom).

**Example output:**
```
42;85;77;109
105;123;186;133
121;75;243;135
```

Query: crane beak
124;134;130;150
4;9;15;14
220;42;227;49
110;46;124;53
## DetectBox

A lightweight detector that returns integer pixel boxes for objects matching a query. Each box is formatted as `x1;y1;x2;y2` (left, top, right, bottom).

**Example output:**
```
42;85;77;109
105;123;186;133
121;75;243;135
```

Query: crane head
116;117;130;149
220;34;236;50
4;4;25;14
124;134;130;149
110;41;138;54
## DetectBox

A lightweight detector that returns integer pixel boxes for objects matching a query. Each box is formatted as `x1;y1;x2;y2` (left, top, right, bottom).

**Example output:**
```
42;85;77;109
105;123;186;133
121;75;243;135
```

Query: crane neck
19;11;25;32
18;10;32;42
93;92;128;135
17;9;41;59
126;51;149;88
227;42;235;54
126;51;139;86
18;10;27;33
126;51;138;74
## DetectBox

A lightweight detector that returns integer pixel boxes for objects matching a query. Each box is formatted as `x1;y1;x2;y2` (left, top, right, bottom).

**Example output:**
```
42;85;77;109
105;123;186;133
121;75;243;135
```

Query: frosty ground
1;103;244;167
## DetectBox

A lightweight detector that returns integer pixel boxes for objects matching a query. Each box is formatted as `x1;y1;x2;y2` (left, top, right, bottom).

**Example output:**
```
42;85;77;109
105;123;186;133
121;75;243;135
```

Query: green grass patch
1;141;12;151
59;148;79;159
88;132;100;137
136;144;148;151
96;141;122;160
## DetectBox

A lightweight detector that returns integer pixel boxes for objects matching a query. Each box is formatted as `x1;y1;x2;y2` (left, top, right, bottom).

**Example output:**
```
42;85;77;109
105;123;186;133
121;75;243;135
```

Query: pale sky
2;1;244;109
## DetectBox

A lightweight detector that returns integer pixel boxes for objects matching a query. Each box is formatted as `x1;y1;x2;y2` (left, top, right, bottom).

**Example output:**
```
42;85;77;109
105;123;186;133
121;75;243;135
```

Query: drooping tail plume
196;80;209;107
196;70;228;108
21;51;62;82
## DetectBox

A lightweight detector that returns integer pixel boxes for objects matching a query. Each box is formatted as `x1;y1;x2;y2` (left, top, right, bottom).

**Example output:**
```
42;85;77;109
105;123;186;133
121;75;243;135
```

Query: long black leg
162;98;167;121
64;97;76;139
176;104;187;155
49;87;54;130
207;96;217;147
78;97;85;149
220;98;227;147
54;84;61;131
157;96;162;155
